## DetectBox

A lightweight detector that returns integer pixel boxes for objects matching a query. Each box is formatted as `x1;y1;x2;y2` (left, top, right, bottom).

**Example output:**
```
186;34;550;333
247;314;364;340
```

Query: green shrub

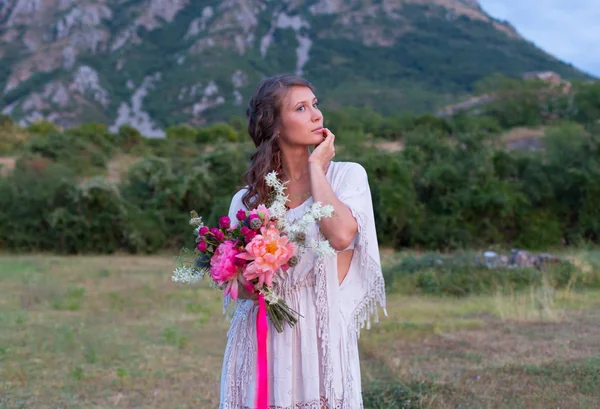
2;94;600;254
514;210;564;249
65;123;119;155
0;114;12;127
197;123;239;143
166;124;199;141
27;119;60;136
0;163;78;251
0;121;27;154
124;207;167;253
383;252;582;297
23;130;109;176
117;125;144;152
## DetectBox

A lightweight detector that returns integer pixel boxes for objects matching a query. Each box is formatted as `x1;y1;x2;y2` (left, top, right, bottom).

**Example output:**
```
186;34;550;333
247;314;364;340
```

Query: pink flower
219;216;231;229
215;230;225;241
210;227;220;236
236;209;247;221
210;240;243;299
199;226;209;236
244;229;257;242
197;240;207;252
237;225;297;288
241;225;257;243
249;205;270;226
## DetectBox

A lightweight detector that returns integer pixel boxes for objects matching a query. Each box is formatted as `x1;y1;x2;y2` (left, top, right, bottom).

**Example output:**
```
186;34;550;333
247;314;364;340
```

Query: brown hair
241;74;314;209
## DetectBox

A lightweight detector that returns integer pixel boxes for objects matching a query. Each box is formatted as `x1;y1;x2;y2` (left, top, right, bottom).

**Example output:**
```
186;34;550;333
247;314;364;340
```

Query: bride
219;74;386;409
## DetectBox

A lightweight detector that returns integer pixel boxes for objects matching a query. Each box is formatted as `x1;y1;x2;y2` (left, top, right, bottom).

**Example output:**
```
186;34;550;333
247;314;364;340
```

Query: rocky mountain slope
0;0;589;136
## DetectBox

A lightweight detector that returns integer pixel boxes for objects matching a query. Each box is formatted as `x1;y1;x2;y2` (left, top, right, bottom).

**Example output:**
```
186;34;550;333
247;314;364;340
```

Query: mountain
0;0;591;136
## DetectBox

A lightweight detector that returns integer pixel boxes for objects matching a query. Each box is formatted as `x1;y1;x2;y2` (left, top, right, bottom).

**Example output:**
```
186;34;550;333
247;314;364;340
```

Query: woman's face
278;86;324;147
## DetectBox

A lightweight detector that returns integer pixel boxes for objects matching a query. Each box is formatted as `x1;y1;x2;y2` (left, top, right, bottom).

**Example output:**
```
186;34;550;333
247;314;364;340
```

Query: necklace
288;191;311;200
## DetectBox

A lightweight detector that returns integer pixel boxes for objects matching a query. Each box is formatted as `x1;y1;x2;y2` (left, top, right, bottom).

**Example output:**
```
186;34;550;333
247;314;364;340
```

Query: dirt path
361;306;600;408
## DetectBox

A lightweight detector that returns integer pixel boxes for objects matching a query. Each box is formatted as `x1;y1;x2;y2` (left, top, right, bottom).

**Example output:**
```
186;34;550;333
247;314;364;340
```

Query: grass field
1;252;599;409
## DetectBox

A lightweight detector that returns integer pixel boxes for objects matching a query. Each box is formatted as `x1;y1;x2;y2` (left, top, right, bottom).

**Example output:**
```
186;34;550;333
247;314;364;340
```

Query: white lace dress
219;161;387;409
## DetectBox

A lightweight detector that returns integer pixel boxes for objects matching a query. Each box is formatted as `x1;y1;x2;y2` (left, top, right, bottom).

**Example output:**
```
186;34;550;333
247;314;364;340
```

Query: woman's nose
311;108;322;122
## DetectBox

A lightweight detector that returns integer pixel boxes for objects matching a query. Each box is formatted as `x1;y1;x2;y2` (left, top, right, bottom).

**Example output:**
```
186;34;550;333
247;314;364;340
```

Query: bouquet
172;171;336;333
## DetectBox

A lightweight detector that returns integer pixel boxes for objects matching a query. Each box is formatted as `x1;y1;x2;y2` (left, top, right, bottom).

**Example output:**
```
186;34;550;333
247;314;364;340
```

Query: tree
197;123;239;143
166;124;199;141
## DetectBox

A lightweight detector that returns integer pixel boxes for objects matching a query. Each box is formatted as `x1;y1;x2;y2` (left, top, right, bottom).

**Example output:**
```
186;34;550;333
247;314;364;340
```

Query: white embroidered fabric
219;161;387;409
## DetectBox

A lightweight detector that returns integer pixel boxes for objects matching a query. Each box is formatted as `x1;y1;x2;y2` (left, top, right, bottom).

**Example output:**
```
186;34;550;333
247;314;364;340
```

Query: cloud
479;0;600;76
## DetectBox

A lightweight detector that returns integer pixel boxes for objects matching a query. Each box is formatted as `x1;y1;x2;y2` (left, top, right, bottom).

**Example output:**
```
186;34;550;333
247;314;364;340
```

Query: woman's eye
312;102;319;108
297;106;305;111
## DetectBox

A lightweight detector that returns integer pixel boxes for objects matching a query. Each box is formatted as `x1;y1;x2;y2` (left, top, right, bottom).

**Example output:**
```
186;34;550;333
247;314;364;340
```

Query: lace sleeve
335;162;387;333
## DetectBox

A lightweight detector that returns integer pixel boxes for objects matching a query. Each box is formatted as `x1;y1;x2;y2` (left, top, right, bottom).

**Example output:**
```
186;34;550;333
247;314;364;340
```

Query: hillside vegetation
0;76;599;254
0;1;591;129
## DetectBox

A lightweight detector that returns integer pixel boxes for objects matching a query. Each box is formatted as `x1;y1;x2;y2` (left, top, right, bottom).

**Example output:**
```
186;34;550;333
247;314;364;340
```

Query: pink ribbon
256;293;268;409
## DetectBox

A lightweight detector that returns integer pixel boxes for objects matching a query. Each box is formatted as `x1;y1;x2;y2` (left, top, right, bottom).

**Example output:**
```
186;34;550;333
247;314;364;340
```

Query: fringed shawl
313;161;387;406
224;161;387;407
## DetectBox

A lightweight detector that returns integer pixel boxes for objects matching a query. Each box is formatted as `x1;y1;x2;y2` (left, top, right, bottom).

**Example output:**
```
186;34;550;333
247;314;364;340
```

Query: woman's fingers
324;128;335;146
310;127;336;167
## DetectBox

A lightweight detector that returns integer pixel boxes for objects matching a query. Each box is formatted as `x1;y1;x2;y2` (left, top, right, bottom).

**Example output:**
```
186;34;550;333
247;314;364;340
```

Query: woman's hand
308;127;359;251
308;128;335;170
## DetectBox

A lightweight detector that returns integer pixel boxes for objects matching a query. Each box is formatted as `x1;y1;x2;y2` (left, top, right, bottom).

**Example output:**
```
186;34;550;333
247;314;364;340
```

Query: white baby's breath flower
309;203;334;220
189;217;203;227
265;172;289;209
269;201;287;220
263;172;337;260
172;266;204;284
310;238;337;258
265;171;280;188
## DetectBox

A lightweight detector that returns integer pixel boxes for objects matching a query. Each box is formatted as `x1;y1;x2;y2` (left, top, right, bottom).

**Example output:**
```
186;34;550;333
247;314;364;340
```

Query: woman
219;74;386;409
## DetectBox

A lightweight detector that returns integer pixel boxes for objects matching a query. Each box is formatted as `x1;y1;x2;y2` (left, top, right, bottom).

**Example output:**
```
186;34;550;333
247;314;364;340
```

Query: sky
478;0;600;77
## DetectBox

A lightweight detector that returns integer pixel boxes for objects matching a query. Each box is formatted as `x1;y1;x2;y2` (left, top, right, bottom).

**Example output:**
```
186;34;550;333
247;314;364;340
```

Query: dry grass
500;126;546;151
371;141;404;153
105;154;143;183
1;252;599;408
500;127;545;143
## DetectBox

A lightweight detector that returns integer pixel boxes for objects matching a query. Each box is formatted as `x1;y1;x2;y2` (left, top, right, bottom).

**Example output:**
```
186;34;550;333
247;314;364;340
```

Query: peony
237;224;297;288
210;240;243;299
